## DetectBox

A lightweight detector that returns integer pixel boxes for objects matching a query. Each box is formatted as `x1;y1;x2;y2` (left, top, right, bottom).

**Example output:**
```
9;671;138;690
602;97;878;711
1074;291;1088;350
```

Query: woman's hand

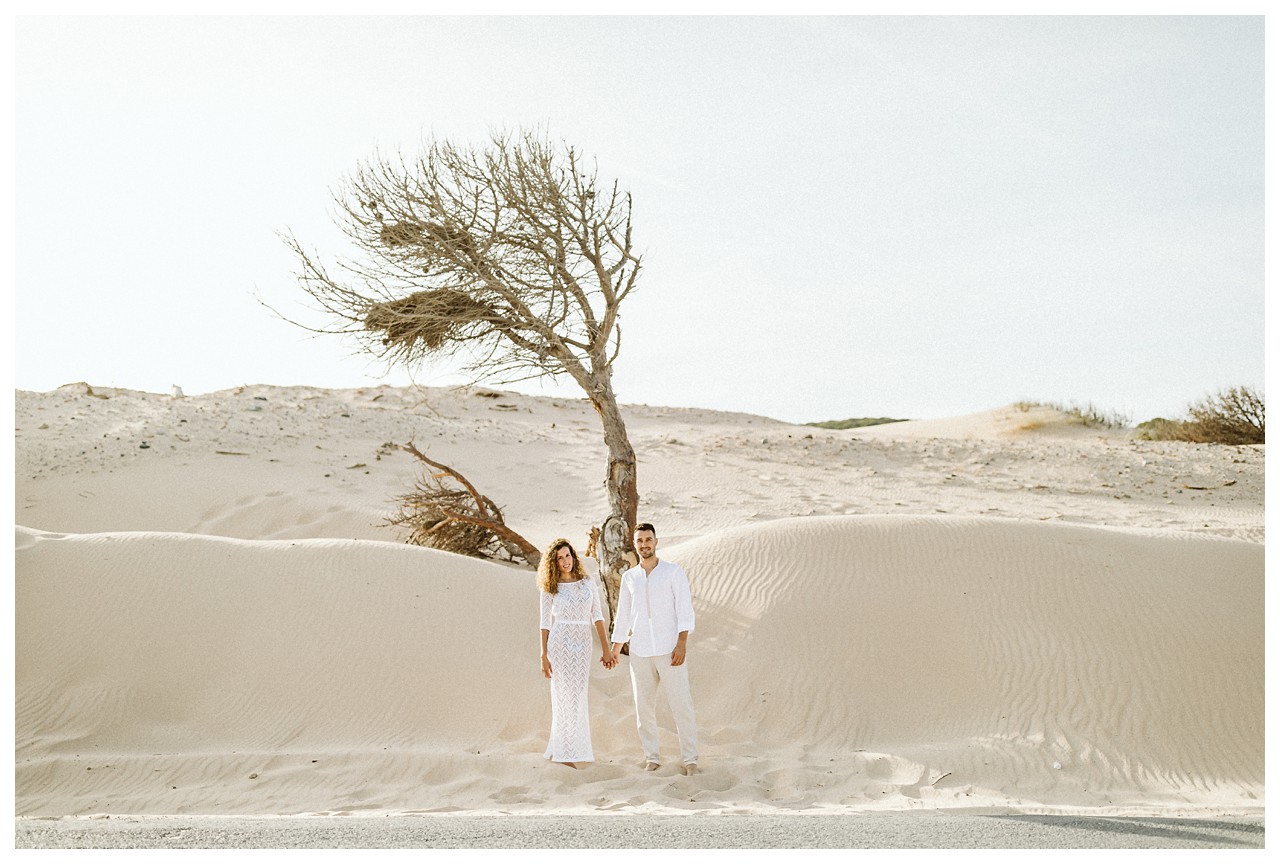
601;652;616;669
541;656;552;679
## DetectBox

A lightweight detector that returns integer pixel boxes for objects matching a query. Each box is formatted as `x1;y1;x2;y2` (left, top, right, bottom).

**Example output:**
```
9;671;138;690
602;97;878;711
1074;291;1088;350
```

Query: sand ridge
15;384;1263;545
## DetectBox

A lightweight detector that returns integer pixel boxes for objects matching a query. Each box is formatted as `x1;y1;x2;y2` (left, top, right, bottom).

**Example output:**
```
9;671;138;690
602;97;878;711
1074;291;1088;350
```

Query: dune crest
15;385;1262;545
847;404;1126;440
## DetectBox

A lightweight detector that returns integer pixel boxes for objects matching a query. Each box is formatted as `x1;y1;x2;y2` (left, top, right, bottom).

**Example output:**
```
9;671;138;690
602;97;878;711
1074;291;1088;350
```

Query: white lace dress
540;579;604;763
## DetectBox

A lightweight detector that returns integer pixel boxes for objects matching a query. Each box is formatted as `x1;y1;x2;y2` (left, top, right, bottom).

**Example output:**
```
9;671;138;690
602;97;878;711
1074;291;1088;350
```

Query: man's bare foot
643;761;660;771
683;763;698;776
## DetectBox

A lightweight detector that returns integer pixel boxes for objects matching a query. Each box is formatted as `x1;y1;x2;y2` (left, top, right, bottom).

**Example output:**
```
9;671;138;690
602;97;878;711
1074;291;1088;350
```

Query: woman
539;538;616;767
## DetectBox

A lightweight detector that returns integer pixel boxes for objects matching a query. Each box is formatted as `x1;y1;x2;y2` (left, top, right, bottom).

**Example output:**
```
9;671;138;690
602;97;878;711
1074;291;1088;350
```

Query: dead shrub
1181;386;1265;444
1136;387;1264;444
383;442;540;567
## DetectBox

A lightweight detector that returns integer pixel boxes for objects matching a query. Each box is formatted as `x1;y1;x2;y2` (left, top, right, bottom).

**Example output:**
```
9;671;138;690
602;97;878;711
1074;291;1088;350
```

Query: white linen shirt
609;559;695;658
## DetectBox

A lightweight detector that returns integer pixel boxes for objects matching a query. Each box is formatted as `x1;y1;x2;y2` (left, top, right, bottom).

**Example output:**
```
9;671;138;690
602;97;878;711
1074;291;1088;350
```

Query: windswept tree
284;130;641;611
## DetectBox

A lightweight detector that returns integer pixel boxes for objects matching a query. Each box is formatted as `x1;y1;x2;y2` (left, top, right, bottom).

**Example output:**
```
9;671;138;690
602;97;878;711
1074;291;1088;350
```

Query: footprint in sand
488;786;542;805
575;762;628;782
668;771;734;793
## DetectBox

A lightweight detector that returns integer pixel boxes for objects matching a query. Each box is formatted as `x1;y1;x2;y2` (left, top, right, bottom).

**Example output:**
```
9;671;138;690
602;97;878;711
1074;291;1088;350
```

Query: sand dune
16;516;1261;816
848;404;1127;441
14;384;1264;817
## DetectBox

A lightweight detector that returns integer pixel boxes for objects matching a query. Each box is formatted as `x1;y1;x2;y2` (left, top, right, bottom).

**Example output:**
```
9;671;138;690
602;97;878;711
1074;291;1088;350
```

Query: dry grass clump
1014;400;1130;429
363;290;496;353
1065;402;1131;430
1139;387;1264;444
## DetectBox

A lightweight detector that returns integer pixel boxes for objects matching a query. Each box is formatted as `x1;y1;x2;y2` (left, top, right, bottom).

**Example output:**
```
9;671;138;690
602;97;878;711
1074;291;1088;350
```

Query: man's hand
671;631;689;666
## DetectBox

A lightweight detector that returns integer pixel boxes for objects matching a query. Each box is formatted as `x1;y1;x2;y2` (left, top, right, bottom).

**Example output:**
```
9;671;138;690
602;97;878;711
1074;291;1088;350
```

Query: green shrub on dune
804;417;908;430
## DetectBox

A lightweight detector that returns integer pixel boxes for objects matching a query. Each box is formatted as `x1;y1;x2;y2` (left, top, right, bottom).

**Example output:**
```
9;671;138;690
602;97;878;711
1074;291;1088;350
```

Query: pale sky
13;13;1266;425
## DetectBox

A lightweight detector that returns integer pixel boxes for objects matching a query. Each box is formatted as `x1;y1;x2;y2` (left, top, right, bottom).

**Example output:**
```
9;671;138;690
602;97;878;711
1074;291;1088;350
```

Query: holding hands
547;651;615;673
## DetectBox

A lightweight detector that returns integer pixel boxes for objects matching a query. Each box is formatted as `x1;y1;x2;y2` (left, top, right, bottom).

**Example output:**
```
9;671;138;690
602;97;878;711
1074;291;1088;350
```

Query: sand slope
16;515;1262;816
16;384;1263;545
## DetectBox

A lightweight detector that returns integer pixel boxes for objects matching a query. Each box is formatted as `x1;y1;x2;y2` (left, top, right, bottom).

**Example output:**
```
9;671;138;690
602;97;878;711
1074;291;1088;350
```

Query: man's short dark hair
634;522;656;536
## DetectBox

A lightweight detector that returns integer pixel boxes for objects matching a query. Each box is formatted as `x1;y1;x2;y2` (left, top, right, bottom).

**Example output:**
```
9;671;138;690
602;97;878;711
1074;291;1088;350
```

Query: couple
537;523;699;775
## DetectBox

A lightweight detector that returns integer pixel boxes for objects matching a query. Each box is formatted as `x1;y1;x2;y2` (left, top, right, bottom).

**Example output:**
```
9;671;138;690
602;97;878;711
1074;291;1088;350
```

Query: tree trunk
587;376;638;632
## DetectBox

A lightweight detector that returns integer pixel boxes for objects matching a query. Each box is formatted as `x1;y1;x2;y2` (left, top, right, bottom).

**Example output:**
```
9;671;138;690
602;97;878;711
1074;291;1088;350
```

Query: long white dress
540;578;604;763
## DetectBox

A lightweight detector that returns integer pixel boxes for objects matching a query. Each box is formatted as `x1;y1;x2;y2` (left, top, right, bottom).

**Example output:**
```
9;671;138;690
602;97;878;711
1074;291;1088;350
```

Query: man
610;522;699;775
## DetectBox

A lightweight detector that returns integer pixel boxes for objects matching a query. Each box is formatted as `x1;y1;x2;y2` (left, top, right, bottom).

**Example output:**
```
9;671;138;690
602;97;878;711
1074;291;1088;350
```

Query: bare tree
283;130;640;609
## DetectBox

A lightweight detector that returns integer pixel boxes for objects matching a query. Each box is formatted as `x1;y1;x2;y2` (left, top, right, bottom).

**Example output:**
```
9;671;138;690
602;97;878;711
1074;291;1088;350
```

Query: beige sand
14;384;1264;818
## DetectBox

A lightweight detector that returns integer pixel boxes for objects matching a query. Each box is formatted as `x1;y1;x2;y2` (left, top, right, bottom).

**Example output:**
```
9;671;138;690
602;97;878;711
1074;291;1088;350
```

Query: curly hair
537;537;589;594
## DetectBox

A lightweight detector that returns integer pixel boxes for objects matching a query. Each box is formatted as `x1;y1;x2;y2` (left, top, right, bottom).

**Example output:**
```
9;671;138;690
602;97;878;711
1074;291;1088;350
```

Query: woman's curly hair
537;538;588;594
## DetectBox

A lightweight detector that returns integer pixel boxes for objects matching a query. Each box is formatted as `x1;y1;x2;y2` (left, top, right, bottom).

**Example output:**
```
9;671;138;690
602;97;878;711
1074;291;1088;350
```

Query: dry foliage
384;442;540;568
282;129;640;388
1137;387;1264;444
283;129;641;604
1181;387;1264;444
362;290;497;353
1184;386;1265;443
1015;400;1130;429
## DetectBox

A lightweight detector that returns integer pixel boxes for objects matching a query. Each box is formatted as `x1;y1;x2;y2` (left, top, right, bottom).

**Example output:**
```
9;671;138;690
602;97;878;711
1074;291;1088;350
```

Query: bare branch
389;441;540;567
285;130;640;383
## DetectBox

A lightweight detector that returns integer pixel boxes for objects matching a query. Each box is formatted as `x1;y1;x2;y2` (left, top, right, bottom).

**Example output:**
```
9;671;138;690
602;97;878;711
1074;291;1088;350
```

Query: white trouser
628;653;698;765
